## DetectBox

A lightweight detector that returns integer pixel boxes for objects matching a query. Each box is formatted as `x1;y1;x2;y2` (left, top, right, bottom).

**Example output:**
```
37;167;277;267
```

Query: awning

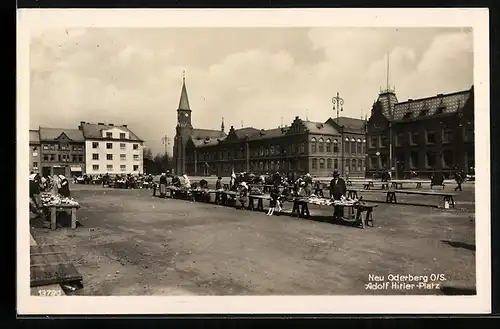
70;167;82;172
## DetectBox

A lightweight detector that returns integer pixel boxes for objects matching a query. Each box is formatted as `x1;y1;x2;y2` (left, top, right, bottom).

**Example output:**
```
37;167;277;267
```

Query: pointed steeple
221;117;225;134
178;71;191;111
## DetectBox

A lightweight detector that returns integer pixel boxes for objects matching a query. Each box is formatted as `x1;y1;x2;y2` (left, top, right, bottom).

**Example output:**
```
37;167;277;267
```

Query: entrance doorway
42;167;51;177
53;167;66;176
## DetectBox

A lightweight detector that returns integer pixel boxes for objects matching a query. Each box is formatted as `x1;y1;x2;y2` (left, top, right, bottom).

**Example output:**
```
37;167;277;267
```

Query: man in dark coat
329;169;347;220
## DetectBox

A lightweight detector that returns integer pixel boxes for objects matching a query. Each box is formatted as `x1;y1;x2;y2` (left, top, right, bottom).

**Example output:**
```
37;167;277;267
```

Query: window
351;139;356;154
344;139;349;154
380;134;388;148
107;154;113;160
133;144;139;150
72;155;77;162
443;127;453;143
345;159;350;172
426;151;436;168
106;143;113;149
120;154;126;160
326;139;332;152
426;130;436;145
333;139;339;153
33;162;38;169
312;158;318;169
370;156;378;169
120;133;126;139
270;146;275;156
369;136;377;148
107;164;113;171
410;152;419;168
120;143;126;150
92;153;99;160
410;131;419;145
290;144;295;154
319;158;325;169
78;155;83;162
352;159;357;171
358;159;362;172
133;154;140;161
50;145;56;150
133;165;138;172
120;164;126;171
106;132;113;138
395;132;404;146
265;147;269;156
318;138;324;152
380;155;388;168
49;154;55;161
357;139;362;154
311;137;317;153
92;164;99;171
43;155;48;161
442;150;453;168
334;159;338;169
58;155;61;161
61;144;70;151
42;145;49;150
32;150;38;157
327;158;332;169
300;142;305;154
92;142;99;149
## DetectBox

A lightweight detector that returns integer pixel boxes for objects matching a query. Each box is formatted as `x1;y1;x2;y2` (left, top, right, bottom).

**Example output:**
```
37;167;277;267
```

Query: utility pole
161;134;171;172
332;92;344;175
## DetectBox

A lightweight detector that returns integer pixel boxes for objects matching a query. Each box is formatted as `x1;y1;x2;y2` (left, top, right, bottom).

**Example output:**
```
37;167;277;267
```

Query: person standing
58;175;71;198
329;169;347;220
159;173;167;197
215;176;222;190
454;168;464;191
29;173;41;211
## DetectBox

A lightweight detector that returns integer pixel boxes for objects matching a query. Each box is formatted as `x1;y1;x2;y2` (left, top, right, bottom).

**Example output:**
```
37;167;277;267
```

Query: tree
143;147;153;161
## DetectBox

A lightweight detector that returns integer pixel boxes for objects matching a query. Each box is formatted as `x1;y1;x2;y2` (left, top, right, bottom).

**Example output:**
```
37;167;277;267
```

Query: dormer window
106;132;113;138
120;133;126;139
419;109;429;117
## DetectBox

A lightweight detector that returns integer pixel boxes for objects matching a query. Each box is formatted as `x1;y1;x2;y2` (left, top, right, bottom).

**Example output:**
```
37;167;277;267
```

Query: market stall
40;192;80;230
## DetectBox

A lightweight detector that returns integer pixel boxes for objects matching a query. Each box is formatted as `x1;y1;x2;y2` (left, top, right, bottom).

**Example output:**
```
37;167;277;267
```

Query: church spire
221;117;225;133
178;71;191;111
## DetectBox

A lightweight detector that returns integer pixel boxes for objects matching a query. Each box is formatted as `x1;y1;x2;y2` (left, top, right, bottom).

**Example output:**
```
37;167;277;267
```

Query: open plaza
29;177;475;296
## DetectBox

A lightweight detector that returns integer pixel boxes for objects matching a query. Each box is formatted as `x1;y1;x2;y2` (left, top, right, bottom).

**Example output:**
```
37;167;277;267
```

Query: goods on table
249;187;264;195
40;193;79;207
306;195;359;207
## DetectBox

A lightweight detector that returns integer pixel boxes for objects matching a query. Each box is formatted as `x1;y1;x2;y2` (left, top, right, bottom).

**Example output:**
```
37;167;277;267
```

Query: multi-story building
79;122;144;175
37;127;86;177
173;76;367;177
29;129;41;173
366;86;474;178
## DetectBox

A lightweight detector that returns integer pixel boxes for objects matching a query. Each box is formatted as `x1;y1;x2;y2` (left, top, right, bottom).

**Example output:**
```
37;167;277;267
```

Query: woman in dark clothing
454;169;464;191
159;173;167;197
58;175;71;198
215;177;222;190
29;173;41;209
267;183;280;216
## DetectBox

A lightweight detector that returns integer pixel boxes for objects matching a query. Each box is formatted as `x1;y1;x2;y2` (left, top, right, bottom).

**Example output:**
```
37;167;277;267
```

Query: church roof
178;77;191;111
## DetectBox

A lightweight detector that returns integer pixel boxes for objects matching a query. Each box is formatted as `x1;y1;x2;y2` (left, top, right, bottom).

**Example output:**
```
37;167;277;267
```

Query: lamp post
332;92;344;175
376;151;380;178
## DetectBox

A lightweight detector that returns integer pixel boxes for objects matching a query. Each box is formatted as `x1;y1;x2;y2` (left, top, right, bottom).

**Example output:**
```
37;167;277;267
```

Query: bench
248;194;271;211
385;190;456;208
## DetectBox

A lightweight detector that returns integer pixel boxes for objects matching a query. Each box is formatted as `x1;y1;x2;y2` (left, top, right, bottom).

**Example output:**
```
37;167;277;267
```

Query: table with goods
40;192;81;230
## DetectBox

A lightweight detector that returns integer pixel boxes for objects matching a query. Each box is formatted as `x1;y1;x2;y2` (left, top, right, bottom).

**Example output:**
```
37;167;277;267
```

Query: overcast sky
30;27;473;155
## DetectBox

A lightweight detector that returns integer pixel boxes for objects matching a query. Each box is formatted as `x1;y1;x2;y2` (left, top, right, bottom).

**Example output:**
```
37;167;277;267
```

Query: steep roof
233;127;260;139
392;88;472;121
39;127;85;142
331;117;366;133
377;90;399;119
29;130;40;144
190;136;224;148
247;127;284;141
178;77;191;111
191;128;226;140
79;122;143;141
302;120;339;135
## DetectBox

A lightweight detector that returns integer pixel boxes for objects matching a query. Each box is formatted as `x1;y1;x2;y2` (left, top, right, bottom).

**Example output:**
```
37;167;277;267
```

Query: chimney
109;123;114;126
98;122;104;125
80;121;85;126
408;99;413;102
437;94;444;97
123;124;127;128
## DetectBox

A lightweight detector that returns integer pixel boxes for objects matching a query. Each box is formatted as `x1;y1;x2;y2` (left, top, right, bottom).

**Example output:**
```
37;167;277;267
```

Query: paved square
30;182;475;295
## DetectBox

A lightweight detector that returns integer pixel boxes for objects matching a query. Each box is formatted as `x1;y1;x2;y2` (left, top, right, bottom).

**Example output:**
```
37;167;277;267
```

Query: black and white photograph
17;9;490;314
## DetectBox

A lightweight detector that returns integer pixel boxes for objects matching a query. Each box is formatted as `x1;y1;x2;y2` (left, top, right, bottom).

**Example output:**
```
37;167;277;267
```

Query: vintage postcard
17;8;490;314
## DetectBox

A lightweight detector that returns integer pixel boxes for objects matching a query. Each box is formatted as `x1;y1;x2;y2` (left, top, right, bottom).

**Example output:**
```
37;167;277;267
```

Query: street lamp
376;151;380;179
332;92;344;175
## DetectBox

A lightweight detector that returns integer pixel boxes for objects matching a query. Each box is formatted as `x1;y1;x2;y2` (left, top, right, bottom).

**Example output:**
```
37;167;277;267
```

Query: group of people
29;172;71;215
157;173;192;197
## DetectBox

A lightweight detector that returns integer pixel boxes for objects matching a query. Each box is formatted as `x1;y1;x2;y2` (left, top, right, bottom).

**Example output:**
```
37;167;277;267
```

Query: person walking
454;167;464;191
329;169;347;220
159;173;167;197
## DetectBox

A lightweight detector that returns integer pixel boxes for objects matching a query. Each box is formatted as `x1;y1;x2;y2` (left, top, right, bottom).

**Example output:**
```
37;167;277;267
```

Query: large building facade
35;128;86;177
79;122;144;175
29;130;41;173
366;86;474;178
173;77;367;177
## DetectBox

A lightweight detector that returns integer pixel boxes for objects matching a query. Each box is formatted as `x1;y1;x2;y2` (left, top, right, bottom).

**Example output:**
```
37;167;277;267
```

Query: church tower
173;72;193;175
